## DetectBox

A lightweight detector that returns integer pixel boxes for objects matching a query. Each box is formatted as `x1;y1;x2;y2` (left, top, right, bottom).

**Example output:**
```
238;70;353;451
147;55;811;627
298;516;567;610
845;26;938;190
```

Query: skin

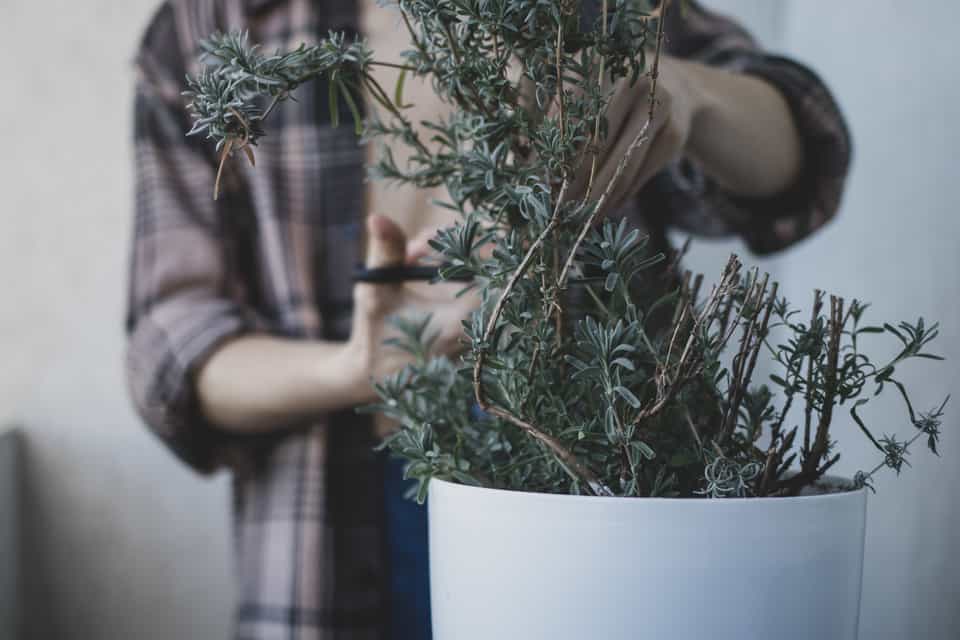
195;214;478;432
577;55;802;213
195;52;803;434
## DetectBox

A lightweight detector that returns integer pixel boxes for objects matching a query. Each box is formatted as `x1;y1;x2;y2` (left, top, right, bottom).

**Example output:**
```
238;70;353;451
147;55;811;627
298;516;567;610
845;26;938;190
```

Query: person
126;0;851;638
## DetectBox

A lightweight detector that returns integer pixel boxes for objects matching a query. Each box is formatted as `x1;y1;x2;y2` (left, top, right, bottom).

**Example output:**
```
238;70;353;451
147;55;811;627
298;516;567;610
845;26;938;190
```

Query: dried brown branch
555;23;566;142
779;296;848;495
758;444;778;495
474;178;570;389
550;20;568;346
213;137;233;201
483;405;614;496
807;297;845;467
717;291;735;340
802;289;824;456
557;0;670;289
471;180;611;496
672;270;693;327
582;0;609;202
721;275;776;441
685;409;704;453
756;425;797;496
362;74;432;157
690;273;704;309
632;254;742;427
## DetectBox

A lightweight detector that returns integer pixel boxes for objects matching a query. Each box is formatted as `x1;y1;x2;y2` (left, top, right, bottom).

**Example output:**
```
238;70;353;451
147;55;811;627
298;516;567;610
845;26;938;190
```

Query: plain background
0;1;956;638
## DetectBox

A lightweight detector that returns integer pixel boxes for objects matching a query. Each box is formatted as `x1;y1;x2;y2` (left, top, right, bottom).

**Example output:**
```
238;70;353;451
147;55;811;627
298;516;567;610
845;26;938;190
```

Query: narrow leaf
604;272;618;292
340;82;364;136
328;80;340;128
614;386;642;409
394;67;412;108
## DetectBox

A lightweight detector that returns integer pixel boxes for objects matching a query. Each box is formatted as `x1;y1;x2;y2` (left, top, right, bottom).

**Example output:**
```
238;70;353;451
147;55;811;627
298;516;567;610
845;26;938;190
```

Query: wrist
330;337;378;407
676;58;803;197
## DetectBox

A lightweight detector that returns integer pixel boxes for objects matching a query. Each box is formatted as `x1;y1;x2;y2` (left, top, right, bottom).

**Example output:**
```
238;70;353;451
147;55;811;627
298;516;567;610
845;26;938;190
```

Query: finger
593;91;671;214
630;117;686;198
365;214;407;269
570;76;655;202
405;227;438;265
356;214;408;317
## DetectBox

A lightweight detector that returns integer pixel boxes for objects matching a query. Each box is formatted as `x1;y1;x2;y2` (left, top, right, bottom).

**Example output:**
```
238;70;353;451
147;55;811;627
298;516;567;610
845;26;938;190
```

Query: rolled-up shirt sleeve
645;1;852;255
126;15;252;473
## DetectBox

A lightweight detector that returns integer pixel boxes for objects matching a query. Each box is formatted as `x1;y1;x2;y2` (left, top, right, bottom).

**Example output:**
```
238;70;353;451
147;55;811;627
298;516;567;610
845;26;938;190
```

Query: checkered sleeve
648;1;852;255
125;5;252;473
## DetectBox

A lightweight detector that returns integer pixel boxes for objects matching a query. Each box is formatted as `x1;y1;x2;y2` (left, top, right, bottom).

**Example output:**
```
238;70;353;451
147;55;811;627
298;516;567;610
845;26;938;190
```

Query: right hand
349;214;480;385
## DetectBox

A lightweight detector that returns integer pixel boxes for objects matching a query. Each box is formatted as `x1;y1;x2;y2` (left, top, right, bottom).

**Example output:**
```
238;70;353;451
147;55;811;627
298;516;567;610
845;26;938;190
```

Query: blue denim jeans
382;454;433;640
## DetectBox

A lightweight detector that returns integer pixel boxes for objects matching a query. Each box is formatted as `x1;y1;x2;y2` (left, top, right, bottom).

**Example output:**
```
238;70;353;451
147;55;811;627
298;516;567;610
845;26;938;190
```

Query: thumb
365;214;407;268
405;227;439;265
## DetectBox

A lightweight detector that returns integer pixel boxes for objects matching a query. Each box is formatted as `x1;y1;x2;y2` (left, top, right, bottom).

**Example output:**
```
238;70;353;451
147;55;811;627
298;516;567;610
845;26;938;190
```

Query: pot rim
429;474;866;505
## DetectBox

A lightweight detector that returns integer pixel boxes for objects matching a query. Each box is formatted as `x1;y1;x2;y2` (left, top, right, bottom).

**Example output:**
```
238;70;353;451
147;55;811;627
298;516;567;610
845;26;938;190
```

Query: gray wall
0;2;234;639
0;1;956;639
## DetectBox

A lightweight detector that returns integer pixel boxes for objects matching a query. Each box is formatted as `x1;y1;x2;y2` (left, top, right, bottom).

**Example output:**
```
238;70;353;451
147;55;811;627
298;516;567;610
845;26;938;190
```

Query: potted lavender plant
185;0;946;637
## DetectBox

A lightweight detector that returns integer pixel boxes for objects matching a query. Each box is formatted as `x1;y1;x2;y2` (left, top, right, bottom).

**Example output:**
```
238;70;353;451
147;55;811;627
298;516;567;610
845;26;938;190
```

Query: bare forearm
196;334;375;433
683;59;803;198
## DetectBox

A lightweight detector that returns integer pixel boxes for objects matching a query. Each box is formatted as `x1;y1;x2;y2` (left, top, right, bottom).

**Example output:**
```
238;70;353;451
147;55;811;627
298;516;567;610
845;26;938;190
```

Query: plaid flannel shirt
126;1;851;638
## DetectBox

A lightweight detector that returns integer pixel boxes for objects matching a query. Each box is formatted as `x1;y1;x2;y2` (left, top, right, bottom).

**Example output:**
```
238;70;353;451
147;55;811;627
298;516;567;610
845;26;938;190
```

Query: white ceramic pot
429;478;867;640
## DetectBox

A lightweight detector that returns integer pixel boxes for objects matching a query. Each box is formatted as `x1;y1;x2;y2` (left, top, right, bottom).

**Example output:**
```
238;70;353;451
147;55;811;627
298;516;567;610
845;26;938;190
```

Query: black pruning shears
352;264;474;284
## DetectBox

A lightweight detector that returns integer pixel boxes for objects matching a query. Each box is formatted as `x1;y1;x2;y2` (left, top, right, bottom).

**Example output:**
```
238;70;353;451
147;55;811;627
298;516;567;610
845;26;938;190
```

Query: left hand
568;54;704;213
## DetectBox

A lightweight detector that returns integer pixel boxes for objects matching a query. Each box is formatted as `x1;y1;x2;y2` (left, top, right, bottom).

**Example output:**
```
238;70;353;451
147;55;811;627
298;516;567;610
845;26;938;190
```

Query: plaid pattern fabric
645;4;853;254
125;1;851;638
